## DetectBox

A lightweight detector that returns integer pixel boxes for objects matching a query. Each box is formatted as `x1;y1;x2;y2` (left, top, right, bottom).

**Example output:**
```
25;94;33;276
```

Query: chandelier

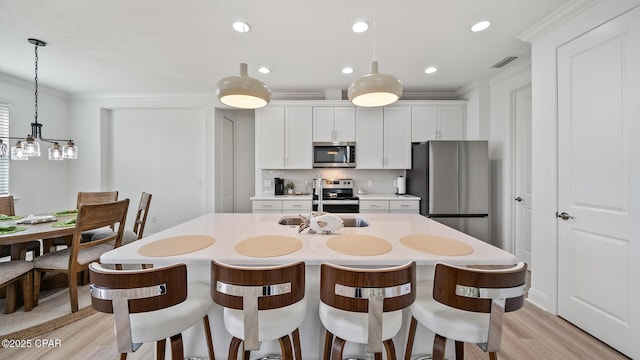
0;38;77;161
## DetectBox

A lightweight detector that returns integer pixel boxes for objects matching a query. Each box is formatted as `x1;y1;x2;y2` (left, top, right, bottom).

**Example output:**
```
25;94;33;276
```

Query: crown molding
518;0;599;43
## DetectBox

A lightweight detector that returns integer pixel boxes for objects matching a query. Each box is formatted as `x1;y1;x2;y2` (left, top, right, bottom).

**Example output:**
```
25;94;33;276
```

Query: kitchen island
101;213;516;359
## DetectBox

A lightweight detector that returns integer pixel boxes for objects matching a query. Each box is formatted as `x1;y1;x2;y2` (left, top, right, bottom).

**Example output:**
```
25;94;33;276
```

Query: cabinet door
384;106;412;169
411;106;438;142
333;106;356;142
257;107;285;168
285;107;313;169
312;107;335;142
356;108;384;169
438;105;465;140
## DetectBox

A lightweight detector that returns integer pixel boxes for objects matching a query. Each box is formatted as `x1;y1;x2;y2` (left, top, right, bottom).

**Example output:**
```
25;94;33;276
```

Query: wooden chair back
72;199;130;254
88;262;188;353
132;192;152;239
211;260;305;350
320;261;416;353
432;262;527;352
0;195;15;215
76;191;118;207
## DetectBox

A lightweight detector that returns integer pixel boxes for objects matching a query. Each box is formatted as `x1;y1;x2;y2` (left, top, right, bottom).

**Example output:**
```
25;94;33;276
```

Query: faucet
315;174;323;213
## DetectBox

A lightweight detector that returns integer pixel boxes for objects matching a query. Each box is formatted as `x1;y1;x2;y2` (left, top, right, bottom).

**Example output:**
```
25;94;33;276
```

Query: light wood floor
0;300;629;360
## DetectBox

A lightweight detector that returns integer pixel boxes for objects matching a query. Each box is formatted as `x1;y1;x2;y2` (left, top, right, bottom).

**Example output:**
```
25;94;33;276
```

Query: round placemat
235;235;302;258
138;235;215;257
327;235;392;256
400;235;473;256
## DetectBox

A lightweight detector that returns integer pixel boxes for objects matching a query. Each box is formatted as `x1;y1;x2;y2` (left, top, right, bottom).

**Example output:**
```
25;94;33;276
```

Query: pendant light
216;63;271;109
348;1;402;107
3;38;78;161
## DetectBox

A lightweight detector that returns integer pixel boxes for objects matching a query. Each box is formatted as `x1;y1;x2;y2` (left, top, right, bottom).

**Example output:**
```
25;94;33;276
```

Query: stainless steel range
313;178;359;213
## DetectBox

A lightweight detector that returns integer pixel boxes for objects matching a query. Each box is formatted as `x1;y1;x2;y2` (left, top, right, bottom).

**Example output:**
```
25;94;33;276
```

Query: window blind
0;103;9;195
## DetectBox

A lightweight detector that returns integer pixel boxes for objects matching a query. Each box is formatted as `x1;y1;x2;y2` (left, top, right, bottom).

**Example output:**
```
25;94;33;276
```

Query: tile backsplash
260;169;405;195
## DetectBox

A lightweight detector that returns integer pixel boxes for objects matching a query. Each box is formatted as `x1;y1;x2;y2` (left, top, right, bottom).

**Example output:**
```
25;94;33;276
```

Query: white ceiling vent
491;56;518;68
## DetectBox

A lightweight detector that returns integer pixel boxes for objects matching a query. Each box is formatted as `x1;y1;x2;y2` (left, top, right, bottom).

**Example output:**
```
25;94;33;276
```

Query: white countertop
249;194;419;201
250;194;312;200
101;213;514;267
355;194;420;201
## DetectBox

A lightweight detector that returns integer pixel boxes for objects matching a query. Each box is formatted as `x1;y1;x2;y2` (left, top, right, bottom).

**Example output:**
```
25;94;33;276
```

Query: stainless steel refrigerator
406;141;490;242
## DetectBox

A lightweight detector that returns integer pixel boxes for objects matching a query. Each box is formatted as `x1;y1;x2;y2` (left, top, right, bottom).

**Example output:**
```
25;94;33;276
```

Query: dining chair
46;190;120;252
91;192;152;245
211;260;306;360
319;261;416;360
404;262;527;360
33;198;129;313
0;260;34;313
89;262;215;360
0;195;41;260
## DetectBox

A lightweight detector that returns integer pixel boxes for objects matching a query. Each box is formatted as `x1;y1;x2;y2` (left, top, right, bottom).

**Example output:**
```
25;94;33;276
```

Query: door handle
515;196;523;202
557;212;573;220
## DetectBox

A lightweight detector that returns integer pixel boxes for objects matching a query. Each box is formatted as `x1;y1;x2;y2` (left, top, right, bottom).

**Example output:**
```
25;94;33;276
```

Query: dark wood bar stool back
211;260;306;360
319;261;416;360
404;262;527;360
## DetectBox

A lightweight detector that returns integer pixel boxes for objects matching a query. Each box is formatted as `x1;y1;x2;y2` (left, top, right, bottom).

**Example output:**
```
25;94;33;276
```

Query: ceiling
0;0;569;97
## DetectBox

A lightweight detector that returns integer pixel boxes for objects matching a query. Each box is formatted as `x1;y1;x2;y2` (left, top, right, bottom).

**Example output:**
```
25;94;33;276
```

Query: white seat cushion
223;297;307;342
34;244;113;270
319;302;403;344
410;280;490;344
129;281;213;344
0;260;33;285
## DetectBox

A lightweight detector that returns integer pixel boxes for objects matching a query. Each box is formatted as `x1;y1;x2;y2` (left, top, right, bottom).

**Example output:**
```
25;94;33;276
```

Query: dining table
0;212;78;313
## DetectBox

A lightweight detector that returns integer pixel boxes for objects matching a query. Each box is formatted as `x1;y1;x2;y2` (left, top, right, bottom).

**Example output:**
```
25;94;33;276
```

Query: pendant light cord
372;0;377;61
34;42;39;126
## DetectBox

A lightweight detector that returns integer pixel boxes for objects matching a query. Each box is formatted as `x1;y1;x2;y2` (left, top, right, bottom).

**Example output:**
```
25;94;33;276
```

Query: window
0;102;9;195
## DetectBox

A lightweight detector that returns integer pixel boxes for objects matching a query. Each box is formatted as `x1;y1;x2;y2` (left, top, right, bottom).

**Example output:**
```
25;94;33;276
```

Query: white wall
0;73;72;214
487;61;532;251
69;94;218;233
110;108;206;233
524;0;640;313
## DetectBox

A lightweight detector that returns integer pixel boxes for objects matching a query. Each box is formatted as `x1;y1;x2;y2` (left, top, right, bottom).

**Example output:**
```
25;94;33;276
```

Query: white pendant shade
216;63;271;109
348;61;403;107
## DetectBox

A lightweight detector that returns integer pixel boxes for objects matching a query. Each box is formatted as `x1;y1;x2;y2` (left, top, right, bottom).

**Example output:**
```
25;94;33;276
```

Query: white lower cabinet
252;200;283;213
359;199;419;213
252;199;311;213
359;200;390;213
282;200;312;214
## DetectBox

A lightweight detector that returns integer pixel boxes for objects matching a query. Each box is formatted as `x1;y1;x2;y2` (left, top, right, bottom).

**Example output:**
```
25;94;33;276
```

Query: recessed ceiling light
424;66;438;74
342;67;354;74
470;20;491;32
232;21;251;33
258;66;271;74
352;21;369;33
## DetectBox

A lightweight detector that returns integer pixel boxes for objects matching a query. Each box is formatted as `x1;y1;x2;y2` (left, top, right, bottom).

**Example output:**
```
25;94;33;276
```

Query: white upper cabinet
412;104;465;142
383;106;412;169
257;106;312;169
356;106;411;169
355;108;384;168
312;106;356;142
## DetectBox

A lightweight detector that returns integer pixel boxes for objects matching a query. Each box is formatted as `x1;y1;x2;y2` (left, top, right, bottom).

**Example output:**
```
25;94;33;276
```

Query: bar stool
211;260;306;360
89;262;215;360
404;262;527;360
319;261;416;360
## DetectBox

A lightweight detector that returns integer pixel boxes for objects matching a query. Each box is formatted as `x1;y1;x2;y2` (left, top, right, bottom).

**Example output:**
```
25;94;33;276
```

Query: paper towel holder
396;175;406;195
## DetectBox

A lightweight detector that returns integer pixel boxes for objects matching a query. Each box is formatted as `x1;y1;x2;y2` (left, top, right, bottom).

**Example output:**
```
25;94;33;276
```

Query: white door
557;7;640;359
222;116;235;213
513;85;532;267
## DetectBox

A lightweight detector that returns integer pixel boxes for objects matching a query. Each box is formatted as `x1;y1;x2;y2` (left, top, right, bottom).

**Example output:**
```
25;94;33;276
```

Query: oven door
313;143;355;168
312;200;359;213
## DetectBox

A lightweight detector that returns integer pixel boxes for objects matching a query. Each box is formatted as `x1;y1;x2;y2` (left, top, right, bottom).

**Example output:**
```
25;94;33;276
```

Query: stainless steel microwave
313;142;356;168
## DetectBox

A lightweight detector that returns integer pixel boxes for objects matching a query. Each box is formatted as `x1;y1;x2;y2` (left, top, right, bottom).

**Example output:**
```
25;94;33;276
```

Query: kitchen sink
278;216;369;227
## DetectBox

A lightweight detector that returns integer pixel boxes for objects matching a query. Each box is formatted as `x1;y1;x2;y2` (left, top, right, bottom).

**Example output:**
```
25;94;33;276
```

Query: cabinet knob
515;196;523;202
